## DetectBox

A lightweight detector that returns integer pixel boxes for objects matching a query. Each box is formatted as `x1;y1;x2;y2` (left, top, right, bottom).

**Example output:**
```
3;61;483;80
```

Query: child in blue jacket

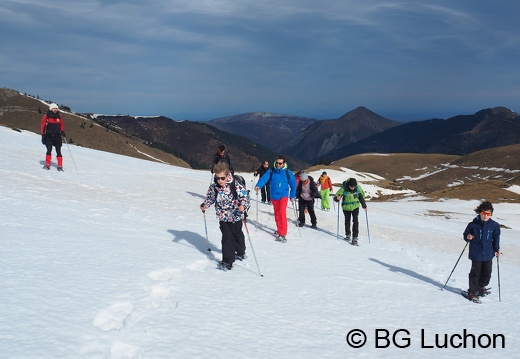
463;200;501;301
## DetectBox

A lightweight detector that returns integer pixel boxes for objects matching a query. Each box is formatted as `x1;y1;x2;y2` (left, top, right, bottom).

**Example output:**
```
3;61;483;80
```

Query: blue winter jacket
463;216;500;261
256;164;296;201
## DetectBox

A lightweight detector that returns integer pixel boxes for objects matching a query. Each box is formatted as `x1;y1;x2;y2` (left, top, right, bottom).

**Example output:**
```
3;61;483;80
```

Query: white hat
49;103;59;110
300;172;309;181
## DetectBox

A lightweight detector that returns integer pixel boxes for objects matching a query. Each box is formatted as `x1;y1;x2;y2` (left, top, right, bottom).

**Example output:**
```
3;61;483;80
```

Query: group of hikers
200;144;502;305
201;145;370;270
37;103;502;302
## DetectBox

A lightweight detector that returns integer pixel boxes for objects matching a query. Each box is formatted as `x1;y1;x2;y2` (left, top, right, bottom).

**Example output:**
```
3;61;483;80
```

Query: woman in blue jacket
463;201;501;301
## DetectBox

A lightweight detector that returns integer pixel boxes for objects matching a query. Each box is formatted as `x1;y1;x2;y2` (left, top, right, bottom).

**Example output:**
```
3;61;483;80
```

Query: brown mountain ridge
2;87;519;203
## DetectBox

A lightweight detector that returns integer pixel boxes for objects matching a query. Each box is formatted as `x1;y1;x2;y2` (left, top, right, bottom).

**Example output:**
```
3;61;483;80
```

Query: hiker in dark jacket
296;172;321;228
463;200;501;301
211;145;234;174
41;103;65;171
253;160;271;203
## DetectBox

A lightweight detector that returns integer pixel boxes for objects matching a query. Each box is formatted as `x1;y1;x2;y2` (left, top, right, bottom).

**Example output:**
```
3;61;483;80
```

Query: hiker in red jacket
41;103;65;171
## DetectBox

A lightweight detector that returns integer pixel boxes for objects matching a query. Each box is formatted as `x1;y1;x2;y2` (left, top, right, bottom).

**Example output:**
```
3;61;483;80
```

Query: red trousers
271;197;289;236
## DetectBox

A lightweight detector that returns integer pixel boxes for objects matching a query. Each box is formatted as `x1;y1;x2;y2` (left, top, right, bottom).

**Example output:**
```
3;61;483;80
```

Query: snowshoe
217;261;232;271
478;287;491;297
276;235;287;243
461;291;481;304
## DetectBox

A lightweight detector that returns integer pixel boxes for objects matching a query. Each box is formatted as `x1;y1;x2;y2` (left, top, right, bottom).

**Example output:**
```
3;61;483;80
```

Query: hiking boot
351;237;358;245
478;287;491;297
311;224;317;229
468;292;480;303
57;166;64;172
218;261;232;271
276;235;287;243
43;165;50;170
298;222;305;227
344;235;351;242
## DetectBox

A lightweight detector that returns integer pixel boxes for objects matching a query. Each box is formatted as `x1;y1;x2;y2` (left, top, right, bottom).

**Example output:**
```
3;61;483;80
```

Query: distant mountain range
1;88;520;176
205;106;520;164
332;106;520;159
278;106;399;163
209;112;317;151
92;114;308;171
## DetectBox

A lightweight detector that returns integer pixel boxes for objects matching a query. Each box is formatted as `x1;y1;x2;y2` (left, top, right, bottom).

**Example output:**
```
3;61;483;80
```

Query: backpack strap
342;178;359;203
269;168;291;182
214;176;240;200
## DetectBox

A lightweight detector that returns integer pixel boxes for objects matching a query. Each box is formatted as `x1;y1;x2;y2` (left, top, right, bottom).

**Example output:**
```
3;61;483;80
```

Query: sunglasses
276;162;284;165
480;211;492;217
214;176;227;181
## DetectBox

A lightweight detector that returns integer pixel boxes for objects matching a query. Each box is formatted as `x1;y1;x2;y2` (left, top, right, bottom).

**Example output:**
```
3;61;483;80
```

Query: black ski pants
343;207;360;238
468;260;493;295
219;220;246;265
298;198;316;226
43;134;63;156
260;183;270;203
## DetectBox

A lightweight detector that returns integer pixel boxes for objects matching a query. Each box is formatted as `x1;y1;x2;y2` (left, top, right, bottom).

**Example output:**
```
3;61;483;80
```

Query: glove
60;131;66;137
333;196;340;203
41;135;45;145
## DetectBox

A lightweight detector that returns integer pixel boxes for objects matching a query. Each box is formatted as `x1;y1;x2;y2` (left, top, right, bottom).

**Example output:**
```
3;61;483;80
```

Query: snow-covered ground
1;126;519;359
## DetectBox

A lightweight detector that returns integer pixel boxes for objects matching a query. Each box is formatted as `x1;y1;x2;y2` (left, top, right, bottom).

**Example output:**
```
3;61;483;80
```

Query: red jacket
318;175;333;190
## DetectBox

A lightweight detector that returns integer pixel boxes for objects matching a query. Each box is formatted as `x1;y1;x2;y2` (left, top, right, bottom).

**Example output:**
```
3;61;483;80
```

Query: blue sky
1;1;519;121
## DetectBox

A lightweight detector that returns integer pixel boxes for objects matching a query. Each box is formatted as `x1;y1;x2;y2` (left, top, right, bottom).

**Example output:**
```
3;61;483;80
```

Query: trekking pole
243;218;263;277
497;254;502;302
336;197;341;240
202;210;211;252
256;191;259;223
292;201;301;238
365;211;371;243
442;241;469;290
62;135;79;174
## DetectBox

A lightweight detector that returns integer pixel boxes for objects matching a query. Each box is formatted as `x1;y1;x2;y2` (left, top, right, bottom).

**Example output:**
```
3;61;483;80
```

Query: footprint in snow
93;301;134;331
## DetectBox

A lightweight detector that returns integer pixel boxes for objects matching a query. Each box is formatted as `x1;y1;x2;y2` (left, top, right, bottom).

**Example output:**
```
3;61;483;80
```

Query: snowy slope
0;126;519;359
